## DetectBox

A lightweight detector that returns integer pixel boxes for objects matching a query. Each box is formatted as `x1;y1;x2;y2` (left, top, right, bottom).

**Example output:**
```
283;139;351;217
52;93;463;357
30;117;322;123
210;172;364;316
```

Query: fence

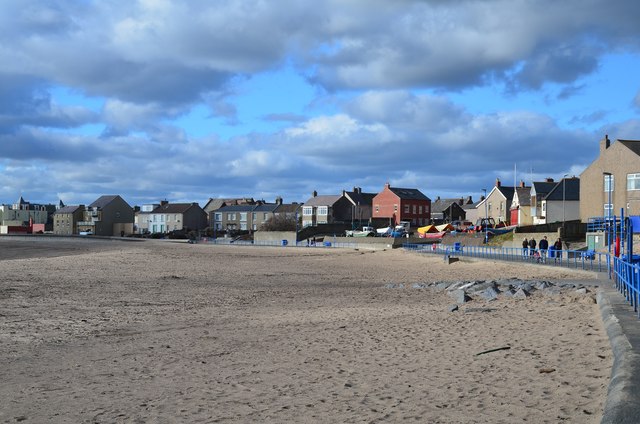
403;242;610;272
613;256;640;319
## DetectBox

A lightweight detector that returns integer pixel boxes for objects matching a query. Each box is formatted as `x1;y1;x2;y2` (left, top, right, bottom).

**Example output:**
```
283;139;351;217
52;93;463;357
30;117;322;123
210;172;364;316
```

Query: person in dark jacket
522;238;529;258
554;238;563;261
538;236;549;263
528;237;537;257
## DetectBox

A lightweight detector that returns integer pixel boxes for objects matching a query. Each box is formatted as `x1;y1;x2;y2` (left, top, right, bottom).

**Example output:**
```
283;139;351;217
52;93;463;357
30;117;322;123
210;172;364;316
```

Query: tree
260;214;298;231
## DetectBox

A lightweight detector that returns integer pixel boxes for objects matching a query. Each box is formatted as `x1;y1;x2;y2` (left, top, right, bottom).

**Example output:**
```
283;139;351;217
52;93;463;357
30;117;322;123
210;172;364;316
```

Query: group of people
522;236;563;263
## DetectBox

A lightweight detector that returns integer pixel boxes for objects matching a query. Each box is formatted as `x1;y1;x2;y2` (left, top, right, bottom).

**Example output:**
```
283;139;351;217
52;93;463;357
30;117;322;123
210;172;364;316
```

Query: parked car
452;220;473;231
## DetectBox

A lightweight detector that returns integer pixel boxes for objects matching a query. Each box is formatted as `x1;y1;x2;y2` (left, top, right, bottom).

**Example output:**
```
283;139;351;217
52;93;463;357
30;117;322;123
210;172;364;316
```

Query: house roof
495;186;515;202
274;203;301;214
204;197;255;211
89;195;120;209
619;139;640;156
514;187;532;206
431;198;464;213
478;185;515;207
388;187;430;201
55;205;83;214
531;181;557;197
344;190;376;206
544;178;580;201
216;204;258;213
204;198;227;211
252;203;279;212
152;203;200;214
304;194;342;207
462;200;481;210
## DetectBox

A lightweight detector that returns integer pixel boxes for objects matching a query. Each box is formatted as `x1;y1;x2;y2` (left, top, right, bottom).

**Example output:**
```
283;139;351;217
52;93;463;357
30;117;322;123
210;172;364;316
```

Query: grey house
77;195;134;236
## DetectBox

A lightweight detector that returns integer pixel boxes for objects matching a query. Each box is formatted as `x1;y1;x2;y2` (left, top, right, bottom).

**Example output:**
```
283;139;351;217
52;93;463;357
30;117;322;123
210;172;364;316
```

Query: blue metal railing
403;243;609;272
587;216;621;232
613;256;640;319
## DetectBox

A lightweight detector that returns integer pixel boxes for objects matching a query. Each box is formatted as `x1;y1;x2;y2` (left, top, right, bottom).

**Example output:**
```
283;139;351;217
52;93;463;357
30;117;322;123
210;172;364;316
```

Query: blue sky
1;0;640;207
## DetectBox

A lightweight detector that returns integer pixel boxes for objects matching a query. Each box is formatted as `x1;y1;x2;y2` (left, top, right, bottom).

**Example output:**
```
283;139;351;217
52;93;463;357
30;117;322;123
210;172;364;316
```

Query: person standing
528;237;537;257
539;236;549;263
554;238;563;261
522;237;529;259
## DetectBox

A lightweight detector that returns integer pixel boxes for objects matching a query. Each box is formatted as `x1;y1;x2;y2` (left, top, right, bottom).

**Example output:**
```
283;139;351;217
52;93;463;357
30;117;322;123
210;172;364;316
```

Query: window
375;205;379;213
404;204;410;213
488;202;492;212
394;204;398;212
240;213;247;222
263;213;268;220
227;213;236;220
240;223;247;230
252;224;257;230
214;213;222;222
628;173;640;191
604;175;615;192
413;205;417;214
500;202;504;211
252;213;257;220
318;206;328;215
303;206;313;215
418;205;423;214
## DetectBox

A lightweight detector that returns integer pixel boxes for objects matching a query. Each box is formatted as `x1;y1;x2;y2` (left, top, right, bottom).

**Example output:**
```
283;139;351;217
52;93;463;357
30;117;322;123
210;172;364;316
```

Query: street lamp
603;172;612;253
482;188;488;243
562;173;568;237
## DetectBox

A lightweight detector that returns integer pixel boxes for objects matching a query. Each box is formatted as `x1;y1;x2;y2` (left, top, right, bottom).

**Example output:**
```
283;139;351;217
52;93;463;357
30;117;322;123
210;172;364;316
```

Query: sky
2;0;640;207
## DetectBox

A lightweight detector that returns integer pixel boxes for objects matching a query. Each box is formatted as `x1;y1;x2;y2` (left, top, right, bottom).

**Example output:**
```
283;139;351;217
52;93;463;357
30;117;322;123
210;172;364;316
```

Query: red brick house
372;183;431;226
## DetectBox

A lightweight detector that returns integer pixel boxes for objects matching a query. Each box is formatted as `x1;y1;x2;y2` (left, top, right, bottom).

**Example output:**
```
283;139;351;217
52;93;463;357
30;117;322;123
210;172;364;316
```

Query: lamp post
482;188;488;243
603;172;612;253
562;173;568;237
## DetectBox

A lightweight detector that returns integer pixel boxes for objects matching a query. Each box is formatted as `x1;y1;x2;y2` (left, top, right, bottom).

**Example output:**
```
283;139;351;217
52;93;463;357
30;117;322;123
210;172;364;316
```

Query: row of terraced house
1;135;639;238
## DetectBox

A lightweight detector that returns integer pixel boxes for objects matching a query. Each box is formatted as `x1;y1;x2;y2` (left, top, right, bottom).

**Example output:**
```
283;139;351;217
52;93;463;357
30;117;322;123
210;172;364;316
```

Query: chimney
545;177;554;183
312;190;317;197
495;178;501;187
161;200;168;206
384;182;390;189
466;196;473;204
519;180;525;188
600;134;611;153
342;190;346;197
275;196;283;205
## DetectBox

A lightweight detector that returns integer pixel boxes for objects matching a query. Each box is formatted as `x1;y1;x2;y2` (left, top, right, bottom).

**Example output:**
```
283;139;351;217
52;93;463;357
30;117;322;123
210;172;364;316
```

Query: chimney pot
601;134;611;153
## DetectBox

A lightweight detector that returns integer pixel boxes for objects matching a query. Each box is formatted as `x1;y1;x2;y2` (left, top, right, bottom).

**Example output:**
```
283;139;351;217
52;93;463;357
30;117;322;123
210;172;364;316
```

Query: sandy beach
0;239;612;423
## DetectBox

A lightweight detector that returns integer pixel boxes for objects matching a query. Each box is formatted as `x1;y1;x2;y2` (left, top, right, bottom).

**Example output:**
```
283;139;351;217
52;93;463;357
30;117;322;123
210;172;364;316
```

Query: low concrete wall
253;231;431;249
505;232;563;249
253;231;298;246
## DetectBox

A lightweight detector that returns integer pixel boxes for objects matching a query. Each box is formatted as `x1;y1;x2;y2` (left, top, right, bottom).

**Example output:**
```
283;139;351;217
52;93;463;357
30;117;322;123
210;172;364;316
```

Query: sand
0;239;612;423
